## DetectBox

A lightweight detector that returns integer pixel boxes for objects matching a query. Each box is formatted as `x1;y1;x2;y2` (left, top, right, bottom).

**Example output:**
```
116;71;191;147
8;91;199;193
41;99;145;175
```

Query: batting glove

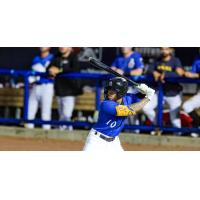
136;84;155;100
136;83;149;94
145;87;155;101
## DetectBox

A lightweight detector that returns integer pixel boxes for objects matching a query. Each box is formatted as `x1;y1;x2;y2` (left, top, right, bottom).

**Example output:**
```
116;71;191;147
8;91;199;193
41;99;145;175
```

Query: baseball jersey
191;59;200;73
93;93;139;137
32;53;54;84
112;51;144;74
155;56;183;96
49;52;82;96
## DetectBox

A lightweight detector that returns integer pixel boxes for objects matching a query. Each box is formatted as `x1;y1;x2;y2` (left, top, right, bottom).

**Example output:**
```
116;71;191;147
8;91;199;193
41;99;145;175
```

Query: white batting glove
136;83;149;94
136;84;155;101
145;87;155;101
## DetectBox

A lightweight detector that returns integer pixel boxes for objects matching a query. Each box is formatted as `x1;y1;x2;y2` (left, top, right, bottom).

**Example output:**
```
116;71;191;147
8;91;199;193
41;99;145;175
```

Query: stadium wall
0;126;200;148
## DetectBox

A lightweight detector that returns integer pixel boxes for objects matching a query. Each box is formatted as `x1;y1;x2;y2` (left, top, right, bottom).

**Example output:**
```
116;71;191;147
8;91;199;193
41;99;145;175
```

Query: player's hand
48;66;60;77
145;87;155;101
185;71;199;78
160;73;165;83
136;84;155;100
111;67;124;75
116;69;124;75
153;71;161;82
136;83;149;94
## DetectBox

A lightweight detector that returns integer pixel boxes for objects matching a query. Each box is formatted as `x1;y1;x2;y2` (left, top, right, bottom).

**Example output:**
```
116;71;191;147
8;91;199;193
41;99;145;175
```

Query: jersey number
106;120;117;128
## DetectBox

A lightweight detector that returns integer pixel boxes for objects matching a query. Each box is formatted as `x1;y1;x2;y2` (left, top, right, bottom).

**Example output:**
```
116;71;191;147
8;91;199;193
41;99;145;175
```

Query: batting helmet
104;77;129;100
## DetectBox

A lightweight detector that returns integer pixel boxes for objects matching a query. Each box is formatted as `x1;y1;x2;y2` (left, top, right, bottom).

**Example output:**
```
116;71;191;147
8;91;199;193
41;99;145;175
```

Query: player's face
59;47;72;54
161;47;172;57
40;47;50;52
107;90;118;101
121;47;132;55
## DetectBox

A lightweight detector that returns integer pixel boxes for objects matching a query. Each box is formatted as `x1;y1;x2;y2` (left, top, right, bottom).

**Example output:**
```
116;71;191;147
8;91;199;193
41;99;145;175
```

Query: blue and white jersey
31;53;54;84
112;52;144;73
93;93;138;137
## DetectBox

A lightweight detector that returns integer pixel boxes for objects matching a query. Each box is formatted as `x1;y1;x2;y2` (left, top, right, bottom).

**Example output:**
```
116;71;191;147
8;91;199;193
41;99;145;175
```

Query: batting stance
83;77;155;151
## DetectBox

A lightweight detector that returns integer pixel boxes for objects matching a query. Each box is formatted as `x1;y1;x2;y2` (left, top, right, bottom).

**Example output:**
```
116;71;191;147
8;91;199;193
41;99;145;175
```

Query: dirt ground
0;136;200;151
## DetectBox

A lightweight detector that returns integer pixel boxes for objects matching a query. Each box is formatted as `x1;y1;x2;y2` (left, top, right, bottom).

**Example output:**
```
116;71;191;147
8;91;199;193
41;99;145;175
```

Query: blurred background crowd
0;47;200;137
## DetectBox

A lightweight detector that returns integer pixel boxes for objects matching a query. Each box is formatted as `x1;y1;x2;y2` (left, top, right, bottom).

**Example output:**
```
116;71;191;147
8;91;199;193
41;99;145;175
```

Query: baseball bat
88;57;139;87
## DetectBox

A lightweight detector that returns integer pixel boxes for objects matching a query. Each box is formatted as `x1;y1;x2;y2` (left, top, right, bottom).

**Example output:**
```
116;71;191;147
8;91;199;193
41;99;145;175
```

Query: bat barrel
88;57;139;87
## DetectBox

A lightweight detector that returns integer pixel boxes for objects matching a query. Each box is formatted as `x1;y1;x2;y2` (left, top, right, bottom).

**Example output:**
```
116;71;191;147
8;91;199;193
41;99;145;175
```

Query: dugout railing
0;68;200;134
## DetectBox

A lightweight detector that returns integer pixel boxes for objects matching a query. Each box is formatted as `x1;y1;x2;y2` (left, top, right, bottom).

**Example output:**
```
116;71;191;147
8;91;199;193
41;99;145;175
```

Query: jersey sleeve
115;105;136;116
31;56;39;66
115;93;143;116
174;57;182;69
134;53;144;69
101;99;136;117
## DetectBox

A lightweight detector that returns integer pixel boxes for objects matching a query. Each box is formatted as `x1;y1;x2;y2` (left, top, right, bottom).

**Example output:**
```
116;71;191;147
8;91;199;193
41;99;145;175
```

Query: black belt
94;131;115;142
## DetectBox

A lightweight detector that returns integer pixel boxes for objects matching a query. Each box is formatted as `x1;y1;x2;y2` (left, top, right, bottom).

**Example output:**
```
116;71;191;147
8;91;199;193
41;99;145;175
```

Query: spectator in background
143;47;185;135
26;47;54;130
48;47;82;131
183;58;200;137
111;47;144;76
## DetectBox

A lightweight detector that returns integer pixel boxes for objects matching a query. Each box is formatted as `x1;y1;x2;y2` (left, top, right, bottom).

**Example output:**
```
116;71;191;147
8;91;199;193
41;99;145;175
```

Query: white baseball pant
56;96;75;121
27;83;54;130
83;128;124;152
183;90;200;113
143;93;182;128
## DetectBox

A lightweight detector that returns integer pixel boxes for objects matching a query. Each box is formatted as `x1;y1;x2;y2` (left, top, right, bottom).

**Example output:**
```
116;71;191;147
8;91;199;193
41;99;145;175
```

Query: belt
94;131;115;142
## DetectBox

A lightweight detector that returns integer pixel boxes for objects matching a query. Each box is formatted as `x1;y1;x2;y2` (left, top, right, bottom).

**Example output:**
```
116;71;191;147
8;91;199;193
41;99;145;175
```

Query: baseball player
142;47;185;135
26;47;54;130
111;47;144;76
182;59;200;137
83;77;155;151
48;47;81;131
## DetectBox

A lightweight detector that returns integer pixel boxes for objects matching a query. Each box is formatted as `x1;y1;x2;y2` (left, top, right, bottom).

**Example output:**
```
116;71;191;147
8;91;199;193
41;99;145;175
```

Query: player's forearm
129;97;150;113
130;68;143;76
185;71;199;78
115;97;150;117
176;67;185;76
116;84;155;117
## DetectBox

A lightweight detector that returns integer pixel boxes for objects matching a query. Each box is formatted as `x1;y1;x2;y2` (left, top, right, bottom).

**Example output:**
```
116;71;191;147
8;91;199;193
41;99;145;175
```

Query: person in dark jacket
48;47;82;130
